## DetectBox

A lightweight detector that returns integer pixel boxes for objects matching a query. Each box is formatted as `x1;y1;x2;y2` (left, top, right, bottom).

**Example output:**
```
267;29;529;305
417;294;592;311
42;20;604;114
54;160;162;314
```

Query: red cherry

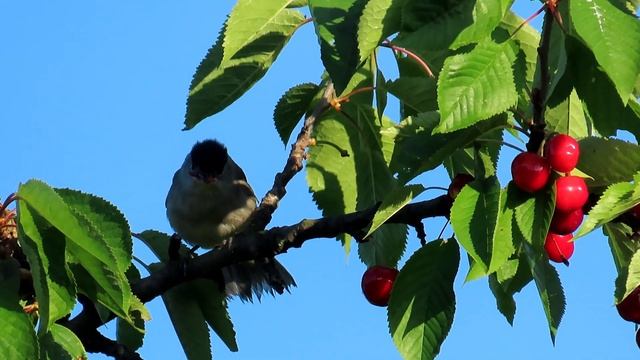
511;152;551;193
617;286;640;323
448;173;475;200
545;134;580;172
555;176;589;212
630;203;640;220
550;208;584;235
361;265;398;307
544;232;574;264
636;328;640;349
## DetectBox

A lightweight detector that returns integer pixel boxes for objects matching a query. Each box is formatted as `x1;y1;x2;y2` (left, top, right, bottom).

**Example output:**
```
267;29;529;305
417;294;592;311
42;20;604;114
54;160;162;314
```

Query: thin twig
380;40;435;78
249;82;335;231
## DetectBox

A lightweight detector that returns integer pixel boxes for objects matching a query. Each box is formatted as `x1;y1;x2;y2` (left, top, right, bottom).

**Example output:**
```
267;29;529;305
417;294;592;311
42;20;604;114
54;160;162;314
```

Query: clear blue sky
1;1;638;359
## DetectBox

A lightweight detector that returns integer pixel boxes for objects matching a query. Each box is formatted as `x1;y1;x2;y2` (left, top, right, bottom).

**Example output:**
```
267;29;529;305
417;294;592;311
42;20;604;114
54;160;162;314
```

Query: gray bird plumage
165;140;295;300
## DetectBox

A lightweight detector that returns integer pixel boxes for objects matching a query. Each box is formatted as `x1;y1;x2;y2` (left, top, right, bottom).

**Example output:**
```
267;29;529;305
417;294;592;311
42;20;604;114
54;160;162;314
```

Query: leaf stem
381;40;435;78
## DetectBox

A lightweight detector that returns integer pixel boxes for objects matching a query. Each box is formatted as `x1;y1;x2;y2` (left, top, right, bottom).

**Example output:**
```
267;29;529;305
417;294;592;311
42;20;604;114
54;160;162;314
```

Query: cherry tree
1;0;640;359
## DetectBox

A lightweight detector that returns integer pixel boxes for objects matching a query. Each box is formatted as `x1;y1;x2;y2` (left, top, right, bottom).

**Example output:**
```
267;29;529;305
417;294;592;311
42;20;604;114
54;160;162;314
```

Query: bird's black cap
190;139;228;179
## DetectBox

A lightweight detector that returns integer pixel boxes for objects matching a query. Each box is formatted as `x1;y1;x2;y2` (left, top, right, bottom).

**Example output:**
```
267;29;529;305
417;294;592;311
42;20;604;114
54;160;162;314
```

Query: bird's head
189;139;228;184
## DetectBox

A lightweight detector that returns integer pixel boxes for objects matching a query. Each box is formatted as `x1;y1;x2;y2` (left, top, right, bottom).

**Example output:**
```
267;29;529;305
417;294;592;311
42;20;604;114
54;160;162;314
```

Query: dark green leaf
578;138;640;190
522;243;566;343
39;324;86;360
134;230;190;263
443;128;503;179
512;183;555;249
450;177;514;276
192;279;238;352
388;239;460;360
604;223;640;302
545;89;589;139
365;184;425;238
397;0;513;50
308;0;366;94
307;67;407;261
388;112;507;182
577;173;640;238
570;0;640;103
386;76;438;114
158;265;212;360
186;5;305;129
0;259;39;359
274;83;320;145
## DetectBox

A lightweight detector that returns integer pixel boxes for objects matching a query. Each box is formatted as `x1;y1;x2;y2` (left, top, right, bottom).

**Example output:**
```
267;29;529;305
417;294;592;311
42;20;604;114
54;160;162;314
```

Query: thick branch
527;9;554;153
64;194;452;341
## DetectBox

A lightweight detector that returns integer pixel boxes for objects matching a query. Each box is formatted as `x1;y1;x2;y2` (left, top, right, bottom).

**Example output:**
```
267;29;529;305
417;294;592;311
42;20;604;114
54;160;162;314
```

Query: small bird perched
165;139;295;300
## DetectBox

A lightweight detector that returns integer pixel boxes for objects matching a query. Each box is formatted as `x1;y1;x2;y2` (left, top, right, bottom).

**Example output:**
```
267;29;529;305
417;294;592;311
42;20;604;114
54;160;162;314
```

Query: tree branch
527;9;554;153
249;82;336;231
63;194;452;348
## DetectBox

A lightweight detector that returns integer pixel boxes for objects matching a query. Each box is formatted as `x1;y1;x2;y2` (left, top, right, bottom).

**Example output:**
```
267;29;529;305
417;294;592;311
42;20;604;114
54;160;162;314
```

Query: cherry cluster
511;134;587;265
615;204;640;348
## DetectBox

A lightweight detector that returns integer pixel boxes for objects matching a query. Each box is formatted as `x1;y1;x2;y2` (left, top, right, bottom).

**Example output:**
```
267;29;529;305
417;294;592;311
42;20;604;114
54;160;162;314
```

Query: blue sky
1;1;638;359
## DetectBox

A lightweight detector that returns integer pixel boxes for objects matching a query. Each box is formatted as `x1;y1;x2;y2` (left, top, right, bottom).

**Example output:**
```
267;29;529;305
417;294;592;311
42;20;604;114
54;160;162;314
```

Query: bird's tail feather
221;257;295;301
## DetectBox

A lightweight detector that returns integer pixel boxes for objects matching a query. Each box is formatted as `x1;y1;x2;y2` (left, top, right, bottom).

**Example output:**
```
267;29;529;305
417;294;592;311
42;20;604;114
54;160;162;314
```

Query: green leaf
512;183;555;249
18;180;131;321
435;40;518;133
493;11;540;121
192;279;238;352
287;0;308;7
117;267;147;351
578;137;640;189
565;36;640;141
0;259;39;359
545;89;589;139
186;7;305;129
488;274;516;325
522;243;566;343
274;83;320;145
451;177;515;275
577;175;640;238
488;257;533;325
357;0;401;61
570;0;640;103
388;239;460;360
307;68;407;261
443;128;503;179
386;76;438;114
365;184;426;238
308;0;366;94
16;202;75;334
222;0;300;62
56;188;132;274
604;223;640;302
374;61;388;118
39;324;87;360
388;112;507;182
397;0;513;50
134;230;180;263
158;267;212;360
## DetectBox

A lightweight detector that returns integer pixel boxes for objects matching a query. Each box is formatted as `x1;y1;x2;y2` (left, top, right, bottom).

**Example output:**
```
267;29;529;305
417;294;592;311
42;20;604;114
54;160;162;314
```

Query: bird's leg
168;233;182;262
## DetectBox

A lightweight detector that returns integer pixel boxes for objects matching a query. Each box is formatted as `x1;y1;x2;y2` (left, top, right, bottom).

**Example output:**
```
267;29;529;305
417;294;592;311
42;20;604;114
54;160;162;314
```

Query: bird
165;139;295;300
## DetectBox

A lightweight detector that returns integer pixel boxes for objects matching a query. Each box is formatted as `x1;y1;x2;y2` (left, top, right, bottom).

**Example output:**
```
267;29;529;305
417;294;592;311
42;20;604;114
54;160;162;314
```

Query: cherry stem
437;219;450;240
296;17;314;31
507;124;530;137
0;193;17;214
475;138;526;153
510;4;546;38
424;186;449;192
380;40;435;78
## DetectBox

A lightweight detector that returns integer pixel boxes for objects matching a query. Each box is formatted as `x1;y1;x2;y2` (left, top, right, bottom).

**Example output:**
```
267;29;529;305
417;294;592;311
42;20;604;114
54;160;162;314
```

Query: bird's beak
189;170;217;184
